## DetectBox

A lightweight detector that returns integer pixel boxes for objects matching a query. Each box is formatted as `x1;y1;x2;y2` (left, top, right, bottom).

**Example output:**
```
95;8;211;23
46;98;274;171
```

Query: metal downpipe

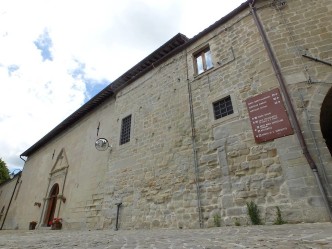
249;1;332;221
185;49;204;228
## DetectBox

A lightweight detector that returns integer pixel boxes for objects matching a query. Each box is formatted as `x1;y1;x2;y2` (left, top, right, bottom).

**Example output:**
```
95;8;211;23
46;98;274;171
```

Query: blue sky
34;30;53;61
0;0;245;171
7;64;19;76
69;59;109;102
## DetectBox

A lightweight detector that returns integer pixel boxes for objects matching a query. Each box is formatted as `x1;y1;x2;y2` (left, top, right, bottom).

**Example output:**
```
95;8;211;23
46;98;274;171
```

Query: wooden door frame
43;183;59;226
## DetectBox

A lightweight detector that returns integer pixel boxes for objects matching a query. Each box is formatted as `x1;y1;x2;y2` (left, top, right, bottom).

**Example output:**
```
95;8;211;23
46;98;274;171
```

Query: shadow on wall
320;87;332;156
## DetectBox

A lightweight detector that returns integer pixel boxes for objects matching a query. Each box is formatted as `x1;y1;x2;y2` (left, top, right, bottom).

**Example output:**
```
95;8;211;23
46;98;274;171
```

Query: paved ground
0;222;332;249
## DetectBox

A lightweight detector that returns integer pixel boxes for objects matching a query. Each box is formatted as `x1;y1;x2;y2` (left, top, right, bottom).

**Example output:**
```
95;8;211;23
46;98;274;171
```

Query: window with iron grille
213;96;233;120
120;115;131;145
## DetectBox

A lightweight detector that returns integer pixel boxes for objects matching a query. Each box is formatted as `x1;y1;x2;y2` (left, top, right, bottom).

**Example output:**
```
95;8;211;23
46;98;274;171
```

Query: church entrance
320;87;332;156
44;183;59;226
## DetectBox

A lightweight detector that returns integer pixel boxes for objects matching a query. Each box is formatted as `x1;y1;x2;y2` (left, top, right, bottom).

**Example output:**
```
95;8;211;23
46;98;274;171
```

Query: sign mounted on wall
246;88;294;143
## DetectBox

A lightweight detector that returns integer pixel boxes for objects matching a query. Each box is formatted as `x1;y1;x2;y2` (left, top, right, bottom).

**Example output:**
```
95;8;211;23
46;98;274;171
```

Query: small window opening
213;96;234;119
194;47;213;75
120;115;132;145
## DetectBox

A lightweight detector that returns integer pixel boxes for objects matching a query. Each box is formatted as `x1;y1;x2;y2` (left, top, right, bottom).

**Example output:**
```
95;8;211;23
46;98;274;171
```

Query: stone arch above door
51;148;69;174
41;148;69;226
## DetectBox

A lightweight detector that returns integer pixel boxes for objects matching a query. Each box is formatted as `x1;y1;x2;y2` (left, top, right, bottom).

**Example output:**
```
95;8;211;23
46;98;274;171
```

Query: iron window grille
213;96;234;119
120;115;131;145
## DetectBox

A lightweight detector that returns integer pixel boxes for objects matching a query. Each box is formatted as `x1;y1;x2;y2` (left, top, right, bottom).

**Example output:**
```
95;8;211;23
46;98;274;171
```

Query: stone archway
44;183;59;226
40;148;69;227
320;87;332;156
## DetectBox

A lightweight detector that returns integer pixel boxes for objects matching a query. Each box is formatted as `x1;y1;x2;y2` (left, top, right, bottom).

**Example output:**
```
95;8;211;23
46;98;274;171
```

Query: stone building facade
1;0;331;230
0;173;21;229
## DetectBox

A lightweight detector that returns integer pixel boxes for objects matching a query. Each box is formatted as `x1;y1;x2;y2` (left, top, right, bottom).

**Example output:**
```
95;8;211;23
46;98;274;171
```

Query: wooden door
44;183;59;226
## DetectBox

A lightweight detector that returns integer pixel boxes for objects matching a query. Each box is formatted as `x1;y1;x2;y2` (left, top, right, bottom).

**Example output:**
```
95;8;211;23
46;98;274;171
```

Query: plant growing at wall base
213;214;221;227
234;218;240;226
29;221;37;230
50;217;62;230
273;206;286;225
246;201;262;225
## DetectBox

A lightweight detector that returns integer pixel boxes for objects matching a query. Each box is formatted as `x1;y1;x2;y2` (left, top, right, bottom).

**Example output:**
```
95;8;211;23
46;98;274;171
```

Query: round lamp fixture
95;138;111;151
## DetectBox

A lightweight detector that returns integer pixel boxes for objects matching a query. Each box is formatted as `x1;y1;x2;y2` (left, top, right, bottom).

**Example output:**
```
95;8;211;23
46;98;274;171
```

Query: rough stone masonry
1;0;331;231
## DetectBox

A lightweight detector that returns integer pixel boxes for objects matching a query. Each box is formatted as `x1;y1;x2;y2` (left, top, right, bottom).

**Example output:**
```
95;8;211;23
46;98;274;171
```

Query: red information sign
246;88;293;143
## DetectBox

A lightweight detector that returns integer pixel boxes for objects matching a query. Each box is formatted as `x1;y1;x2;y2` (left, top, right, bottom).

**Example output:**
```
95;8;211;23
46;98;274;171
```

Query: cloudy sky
0;0;245;172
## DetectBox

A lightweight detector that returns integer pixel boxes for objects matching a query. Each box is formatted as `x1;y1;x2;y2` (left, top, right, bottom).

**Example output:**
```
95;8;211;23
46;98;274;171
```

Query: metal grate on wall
120;115;132;145
213;96;233;119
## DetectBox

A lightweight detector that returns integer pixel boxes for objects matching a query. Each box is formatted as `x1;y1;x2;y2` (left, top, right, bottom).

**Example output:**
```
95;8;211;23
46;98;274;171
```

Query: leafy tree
0;158;10;183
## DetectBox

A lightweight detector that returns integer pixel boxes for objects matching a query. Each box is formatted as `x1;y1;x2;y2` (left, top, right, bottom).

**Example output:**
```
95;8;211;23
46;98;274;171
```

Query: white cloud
0;0;245;171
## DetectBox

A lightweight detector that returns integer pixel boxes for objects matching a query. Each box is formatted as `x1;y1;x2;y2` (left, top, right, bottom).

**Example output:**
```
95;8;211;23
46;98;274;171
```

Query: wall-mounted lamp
58;195;66;203
95;138;112;151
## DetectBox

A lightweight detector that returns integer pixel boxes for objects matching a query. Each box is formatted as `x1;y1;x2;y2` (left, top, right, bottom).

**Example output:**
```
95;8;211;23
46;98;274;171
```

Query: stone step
37;226;51;230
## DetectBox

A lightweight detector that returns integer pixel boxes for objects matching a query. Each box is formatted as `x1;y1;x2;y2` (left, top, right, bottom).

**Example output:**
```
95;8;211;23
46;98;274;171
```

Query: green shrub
246;201;262;225
273;206;286;225
234;218;241;226
213;214;221;227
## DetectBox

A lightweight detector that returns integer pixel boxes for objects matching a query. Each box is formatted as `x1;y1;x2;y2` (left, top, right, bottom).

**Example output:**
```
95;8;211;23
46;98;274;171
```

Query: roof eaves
20;34;188;157
20;2;249;157
111;1;249;93
20;87;114;156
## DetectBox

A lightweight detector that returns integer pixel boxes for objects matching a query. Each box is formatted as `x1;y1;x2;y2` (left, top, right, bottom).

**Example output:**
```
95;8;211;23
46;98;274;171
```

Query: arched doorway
44;183;59;226
320;87;332;156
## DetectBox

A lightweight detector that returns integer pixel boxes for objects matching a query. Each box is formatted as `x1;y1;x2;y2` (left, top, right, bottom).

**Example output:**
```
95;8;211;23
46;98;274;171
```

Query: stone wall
102;51;199;229
0;174;21;229
2;0;331;230
6;97;116;230
100;0;331;229
185;0;332;227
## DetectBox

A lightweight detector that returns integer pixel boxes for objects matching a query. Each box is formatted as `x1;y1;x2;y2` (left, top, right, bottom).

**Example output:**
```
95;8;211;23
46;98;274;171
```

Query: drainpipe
249;0;332;221
0;172;22;230
185;49;204;228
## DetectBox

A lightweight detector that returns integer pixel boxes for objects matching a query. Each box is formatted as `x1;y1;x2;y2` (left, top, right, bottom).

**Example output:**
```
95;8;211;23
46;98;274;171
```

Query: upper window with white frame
194;46;213;75
120;115;132;145
213;96;234;120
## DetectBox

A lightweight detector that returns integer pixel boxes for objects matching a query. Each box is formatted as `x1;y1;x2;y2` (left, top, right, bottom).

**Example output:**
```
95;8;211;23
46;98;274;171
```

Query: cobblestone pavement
1;223;332;249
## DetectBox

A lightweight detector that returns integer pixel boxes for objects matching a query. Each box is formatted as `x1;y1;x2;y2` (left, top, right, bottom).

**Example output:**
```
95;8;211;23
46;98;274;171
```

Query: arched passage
44;183;59;226
320;87;332;156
